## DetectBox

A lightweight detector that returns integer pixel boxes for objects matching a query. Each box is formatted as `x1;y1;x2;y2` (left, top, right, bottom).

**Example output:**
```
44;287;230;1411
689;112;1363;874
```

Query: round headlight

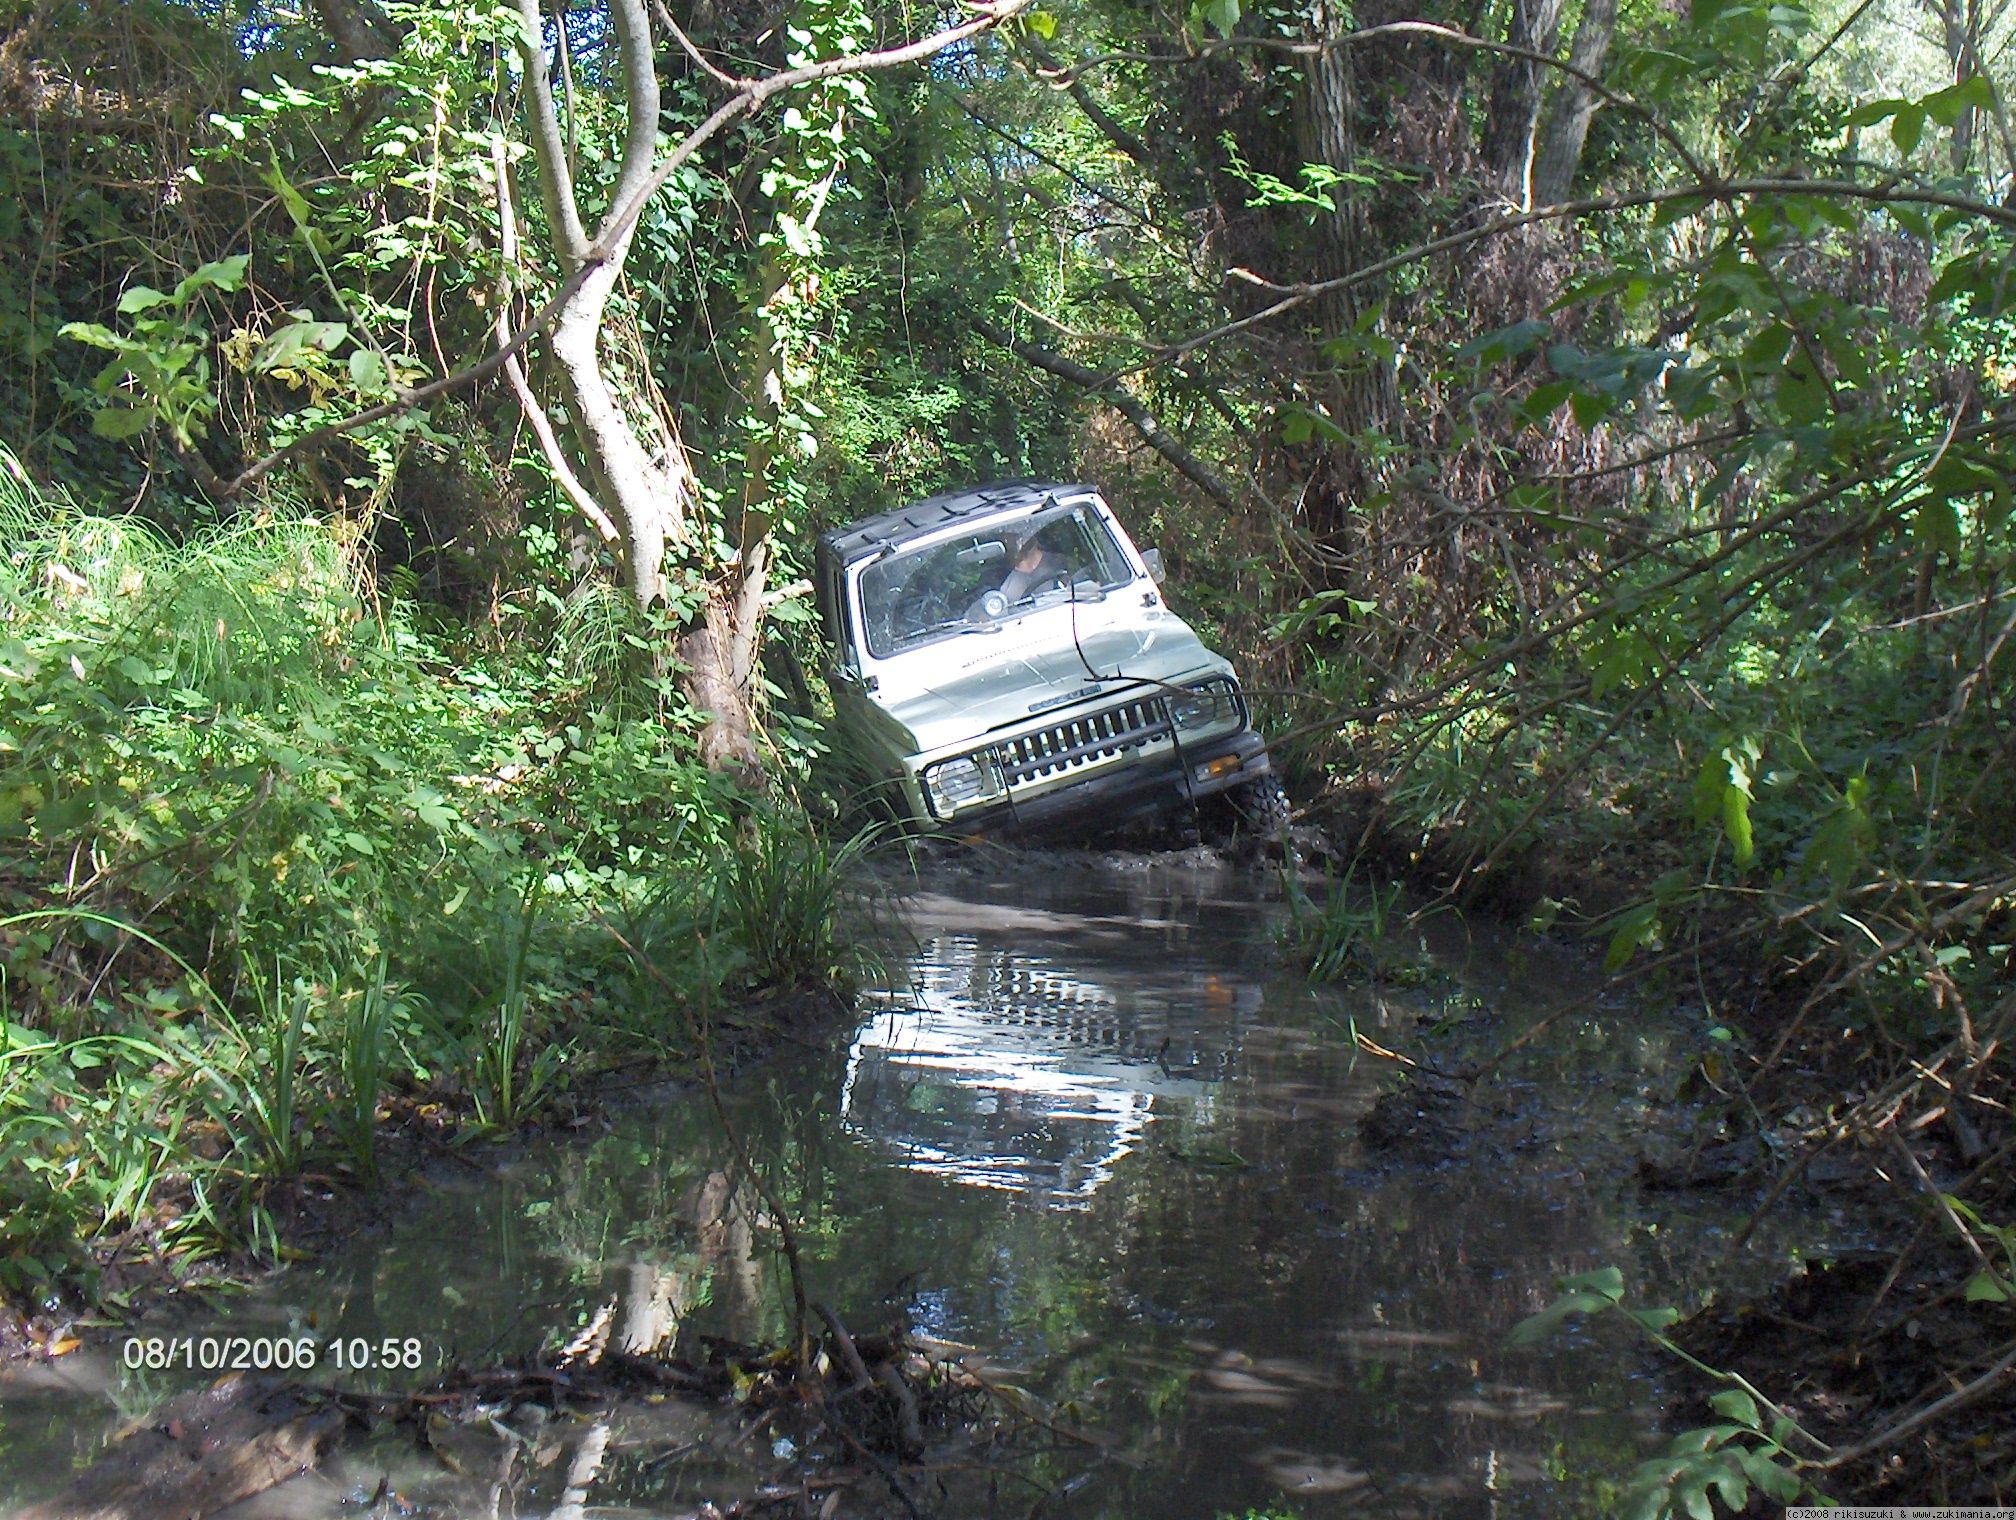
924;754;998;817
1171;680;1238;731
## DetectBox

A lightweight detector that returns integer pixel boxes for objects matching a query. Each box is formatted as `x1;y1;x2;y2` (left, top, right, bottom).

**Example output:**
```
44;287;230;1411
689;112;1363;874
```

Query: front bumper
939;728;1272;840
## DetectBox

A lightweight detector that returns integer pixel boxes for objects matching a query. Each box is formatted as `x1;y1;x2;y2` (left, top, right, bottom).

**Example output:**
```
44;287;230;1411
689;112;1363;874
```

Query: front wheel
1231;773;1291;842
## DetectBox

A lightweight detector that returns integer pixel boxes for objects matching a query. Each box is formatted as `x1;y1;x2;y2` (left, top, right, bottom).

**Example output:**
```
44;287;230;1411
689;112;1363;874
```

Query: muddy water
0;854;1816;1519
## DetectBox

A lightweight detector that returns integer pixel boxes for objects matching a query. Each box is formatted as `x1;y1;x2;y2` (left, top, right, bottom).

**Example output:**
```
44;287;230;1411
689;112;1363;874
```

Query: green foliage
0;1014;185;1296
466;877;567;1134
332;952;401;1178
229;957;316;1179
1512;1266;1823;1519
1943;1195;2016;1304
0;449;857;1294
60;255;249;446
712;811;886;988
1279;862;1418;983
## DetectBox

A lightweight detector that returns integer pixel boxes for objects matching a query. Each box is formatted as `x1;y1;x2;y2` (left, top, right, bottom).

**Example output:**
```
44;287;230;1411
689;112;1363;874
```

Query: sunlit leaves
60;255;251;447
1267;587;1377;644
1848;75;1995;161
251;317;349;375
1692;736;1761;869
1965;1269;2012;1302
1191;0;1240;36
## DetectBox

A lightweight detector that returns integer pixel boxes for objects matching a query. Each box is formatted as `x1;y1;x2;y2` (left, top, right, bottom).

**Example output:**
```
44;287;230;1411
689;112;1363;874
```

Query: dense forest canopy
2;0;2015;1506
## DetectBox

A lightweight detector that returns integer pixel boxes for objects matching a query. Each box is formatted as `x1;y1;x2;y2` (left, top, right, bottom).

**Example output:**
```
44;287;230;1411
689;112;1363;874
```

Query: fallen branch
1815;1340;2016;1471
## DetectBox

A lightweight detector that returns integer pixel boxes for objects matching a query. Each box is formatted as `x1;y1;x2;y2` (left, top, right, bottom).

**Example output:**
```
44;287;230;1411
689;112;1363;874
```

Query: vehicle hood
874;617;1224;754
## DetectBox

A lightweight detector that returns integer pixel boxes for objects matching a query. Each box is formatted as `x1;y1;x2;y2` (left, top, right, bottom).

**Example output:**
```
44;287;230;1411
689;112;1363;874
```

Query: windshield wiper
904;616;1000;644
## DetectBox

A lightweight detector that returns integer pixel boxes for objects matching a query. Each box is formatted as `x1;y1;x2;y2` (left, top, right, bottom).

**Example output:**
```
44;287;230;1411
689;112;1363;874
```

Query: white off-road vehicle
813;480;1279;837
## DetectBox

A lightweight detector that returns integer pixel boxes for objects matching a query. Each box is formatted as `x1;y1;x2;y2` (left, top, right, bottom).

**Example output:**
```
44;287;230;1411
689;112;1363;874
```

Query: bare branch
196;0;1034;499
491;135;618;542
1144;177;2016;374
972;314;1242;511
1038;19;1711;184
209;254;603;498
588;0;1036;271
1020;36;1153;168
1816;1340;2016;1471
649;0;745;88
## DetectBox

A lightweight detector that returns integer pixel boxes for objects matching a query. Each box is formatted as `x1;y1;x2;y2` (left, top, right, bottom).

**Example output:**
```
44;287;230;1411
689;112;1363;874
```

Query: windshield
857;502;1136;658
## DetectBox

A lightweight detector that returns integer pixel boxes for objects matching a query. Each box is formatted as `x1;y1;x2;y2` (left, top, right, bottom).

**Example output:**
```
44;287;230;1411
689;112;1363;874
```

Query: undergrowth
0;450;865;1305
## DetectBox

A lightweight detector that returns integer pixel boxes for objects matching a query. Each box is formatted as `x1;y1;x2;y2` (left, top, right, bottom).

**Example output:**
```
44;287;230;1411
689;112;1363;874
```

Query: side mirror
1140;546;1166;584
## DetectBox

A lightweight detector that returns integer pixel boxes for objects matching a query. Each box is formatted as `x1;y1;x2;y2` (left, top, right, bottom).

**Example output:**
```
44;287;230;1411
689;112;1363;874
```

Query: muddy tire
1232;774;1292;842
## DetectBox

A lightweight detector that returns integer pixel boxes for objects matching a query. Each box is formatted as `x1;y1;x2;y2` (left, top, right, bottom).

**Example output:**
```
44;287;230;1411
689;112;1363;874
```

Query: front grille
997;696;1171;786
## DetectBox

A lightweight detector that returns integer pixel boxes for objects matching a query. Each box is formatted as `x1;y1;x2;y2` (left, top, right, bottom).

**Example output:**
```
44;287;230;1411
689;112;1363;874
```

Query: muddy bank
1299;768;2016;1507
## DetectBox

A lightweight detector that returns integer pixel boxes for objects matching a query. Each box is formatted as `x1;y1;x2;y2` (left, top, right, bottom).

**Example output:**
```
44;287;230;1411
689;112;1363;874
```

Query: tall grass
231;957;315;1179
0;911;234;1292
1280;862;1407;983
713;811;886;987
334;952;396;1177
467;878;564;1133
0;448;870;1298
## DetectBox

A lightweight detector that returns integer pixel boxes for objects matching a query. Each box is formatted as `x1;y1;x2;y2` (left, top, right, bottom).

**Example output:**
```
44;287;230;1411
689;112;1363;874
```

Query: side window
831;564;859;673
1071;508;1134;588
816;552;839;647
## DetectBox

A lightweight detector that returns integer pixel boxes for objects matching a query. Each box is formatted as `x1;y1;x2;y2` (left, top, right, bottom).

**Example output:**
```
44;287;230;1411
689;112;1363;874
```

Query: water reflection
0;853;1823;1519
840;926;1260;1205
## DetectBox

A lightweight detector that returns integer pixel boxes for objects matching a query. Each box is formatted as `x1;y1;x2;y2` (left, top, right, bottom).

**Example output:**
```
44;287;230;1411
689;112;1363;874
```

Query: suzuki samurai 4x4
813;480;1281;838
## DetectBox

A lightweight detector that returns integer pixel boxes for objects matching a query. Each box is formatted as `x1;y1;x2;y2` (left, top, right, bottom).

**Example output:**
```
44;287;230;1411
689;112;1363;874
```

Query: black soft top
816;480;1096;568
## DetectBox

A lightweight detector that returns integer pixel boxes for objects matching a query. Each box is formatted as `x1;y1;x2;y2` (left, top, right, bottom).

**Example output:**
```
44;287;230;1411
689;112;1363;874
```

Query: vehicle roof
816;480;1098;566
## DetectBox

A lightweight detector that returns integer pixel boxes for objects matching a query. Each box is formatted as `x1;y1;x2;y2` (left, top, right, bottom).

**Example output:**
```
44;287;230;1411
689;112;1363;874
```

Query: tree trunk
1531;0;1618;207
1291;0;1398;504
1479;0;1565;209
1925;0;1980;172
1296;0;1358;291
309;0;399;60
515;0;762;782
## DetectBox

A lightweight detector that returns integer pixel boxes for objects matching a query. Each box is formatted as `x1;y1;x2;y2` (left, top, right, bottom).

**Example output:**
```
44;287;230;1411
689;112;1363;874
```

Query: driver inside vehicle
999;531;1071;601
965;528;1073;622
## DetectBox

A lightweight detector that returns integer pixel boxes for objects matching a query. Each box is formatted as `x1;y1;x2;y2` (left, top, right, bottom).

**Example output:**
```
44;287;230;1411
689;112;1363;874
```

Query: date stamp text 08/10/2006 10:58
118;1335;433;1374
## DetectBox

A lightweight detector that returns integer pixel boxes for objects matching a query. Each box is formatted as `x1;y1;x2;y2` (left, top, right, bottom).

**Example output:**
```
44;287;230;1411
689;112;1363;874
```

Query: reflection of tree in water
277;1115;743;1375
